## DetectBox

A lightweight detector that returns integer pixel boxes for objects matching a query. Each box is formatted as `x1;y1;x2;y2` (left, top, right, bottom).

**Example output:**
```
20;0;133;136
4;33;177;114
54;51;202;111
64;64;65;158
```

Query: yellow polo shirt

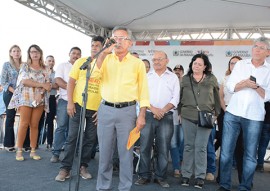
69;57;102;111
100;53;150;108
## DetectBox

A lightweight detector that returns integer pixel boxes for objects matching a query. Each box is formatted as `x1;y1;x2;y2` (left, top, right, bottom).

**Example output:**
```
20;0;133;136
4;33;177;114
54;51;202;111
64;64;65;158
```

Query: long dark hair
187;53;212;76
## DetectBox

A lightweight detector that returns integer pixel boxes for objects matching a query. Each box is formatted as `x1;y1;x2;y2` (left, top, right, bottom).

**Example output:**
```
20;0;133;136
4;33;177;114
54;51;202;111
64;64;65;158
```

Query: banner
131;40;255;82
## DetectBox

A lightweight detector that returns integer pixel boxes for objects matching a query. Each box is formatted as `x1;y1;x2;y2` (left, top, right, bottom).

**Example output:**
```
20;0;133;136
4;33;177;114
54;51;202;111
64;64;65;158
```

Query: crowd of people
0;26;270;191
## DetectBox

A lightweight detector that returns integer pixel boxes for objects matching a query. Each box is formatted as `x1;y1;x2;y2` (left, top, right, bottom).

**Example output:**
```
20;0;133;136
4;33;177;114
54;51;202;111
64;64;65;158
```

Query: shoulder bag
189;75;215;129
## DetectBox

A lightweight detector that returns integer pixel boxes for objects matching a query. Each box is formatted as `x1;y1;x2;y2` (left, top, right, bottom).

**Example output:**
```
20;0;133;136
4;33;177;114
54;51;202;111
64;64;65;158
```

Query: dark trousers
38;95;56;145
61;103;97;170
3;90;30;148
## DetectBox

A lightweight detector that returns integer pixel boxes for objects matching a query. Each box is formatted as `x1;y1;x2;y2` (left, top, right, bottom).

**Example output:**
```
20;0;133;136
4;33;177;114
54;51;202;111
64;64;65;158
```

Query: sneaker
174;169;181;178
47;144;52;151
153;179;170;188
194;178;204;189
80;166;92;179
55;169;70;182
181;177;190;186
256;164;264;172
134;177;151;185
50;155;60;163
205;172;215;181
5;147;16;152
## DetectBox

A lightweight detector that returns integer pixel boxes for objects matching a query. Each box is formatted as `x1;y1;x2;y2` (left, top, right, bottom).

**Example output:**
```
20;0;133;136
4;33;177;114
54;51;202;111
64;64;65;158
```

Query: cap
173;64;184;71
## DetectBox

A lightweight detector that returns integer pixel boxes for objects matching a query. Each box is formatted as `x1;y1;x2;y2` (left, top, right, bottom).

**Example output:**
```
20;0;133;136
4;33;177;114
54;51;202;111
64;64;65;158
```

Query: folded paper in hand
126;127;140;150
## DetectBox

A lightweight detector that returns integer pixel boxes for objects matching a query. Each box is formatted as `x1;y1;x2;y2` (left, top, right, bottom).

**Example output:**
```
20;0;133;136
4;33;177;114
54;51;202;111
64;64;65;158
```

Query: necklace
193;74;204;83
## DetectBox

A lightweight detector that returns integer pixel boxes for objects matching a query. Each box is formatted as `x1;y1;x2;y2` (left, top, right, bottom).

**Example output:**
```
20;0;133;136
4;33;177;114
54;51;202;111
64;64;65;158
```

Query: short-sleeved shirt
55;61;73;101
69;57;102;111
8;63;50;112
1;62;20;92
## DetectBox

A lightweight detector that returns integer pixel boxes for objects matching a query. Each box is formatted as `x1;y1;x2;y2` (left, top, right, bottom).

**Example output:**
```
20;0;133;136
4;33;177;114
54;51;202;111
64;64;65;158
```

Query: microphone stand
72;41;115;191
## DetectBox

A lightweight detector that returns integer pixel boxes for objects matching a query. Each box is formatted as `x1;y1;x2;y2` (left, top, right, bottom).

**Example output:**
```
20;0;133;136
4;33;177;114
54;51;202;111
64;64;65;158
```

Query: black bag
198;110;215;129
189;76;214;129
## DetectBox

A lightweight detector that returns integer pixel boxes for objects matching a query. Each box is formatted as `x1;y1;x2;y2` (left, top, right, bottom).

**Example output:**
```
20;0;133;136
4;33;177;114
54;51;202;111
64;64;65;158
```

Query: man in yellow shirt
96;26;150;191
55;36;104;182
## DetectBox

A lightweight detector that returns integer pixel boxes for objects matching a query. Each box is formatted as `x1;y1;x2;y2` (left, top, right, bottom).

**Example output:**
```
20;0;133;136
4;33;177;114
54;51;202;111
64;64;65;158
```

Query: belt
102;100;136;108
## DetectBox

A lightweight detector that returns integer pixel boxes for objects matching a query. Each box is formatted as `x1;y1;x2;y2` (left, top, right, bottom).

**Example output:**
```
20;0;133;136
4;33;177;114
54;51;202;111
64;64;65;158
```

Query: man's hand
245;79;258;89
92;112;98;126
136;114;146;132
151;107;165;120
67;102;76;117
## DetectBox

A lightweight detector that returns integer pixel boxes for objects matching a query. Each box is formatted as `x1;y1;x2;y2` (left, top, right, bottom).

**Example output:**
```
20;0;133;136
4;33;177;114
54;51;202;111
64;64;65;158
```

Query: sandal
30;150;41;160
16;150;25;161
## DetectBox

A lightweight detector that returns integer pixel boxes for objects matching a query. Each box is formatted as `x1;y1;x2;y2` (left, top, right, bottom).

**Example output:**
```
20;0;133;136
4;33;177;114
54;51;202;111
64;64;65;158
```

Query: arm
136;107;146;131
21;79;51;91
55;77;67;90
219;84;226;111
1;63;13;92
67;77;76;117
96;40;115;69
255;86;265;99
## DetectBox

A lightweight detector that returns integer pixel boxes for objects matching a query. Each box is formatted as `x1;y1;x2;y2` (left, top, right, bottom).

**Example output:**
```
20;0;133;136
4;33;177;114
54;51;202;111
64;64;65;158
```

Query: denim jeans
52;99;69;157
61;103;97;170
219;112;263;191
257;123;270;165
138;112;173;180
3;90;16;147
170;124;184;171
207;127;216;174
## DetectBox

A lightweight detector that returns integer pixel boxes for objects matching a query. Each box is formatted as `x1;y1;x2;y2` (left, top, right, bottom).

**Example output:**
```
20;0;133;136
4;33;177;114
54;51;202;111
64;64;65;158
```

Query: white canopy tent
15;0;270;40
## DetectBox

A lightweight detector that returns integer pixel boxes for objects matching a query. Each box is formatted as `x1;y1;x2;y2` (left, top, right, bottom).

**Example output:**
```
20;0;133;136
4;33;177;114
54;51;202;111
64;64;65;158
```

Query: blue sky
0;0;92;72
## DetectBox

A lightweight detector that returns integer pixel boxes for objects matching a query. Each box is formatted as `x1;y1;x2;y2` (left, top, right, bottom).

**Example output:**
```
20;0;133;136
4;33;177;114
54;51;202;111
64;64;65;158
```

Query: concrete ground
0;146;270;191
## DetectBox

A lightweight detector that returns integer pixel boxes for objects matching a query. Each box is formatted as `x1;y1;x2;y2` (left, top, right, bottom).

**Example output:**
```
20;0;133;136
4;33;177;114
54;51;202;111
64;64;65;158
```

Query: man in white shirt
135;51;180;188
218;37;270;191
50;47;81;163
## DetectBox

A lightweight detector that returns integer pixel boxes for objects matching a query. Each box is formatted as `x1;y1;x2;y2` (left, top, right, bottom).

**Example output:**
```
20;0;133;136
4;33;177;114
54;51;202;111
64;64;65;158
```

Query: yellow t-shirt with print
69;57;102;111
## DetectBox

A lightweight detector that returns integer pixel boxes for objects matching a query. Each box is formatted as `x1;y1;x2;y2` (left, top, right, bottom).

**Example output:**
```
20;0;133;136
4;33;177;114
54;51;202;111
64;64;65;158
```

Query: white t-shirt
54;61;73;101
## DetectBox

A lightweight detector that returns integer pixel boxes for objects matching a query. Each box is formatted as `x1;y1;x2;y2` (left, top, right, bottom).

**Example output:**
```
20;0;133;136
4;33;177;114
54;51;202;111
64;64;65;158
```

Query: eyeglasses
30;50;40;54
152;58;166;62
252;45;269;50
112;36;130;42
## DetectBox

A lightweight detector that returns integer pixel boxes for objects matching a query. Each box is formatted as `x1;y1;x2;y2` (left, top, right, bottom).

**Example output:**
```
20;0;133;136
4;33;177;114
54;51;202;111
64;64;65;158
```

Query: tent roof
16;0;270;40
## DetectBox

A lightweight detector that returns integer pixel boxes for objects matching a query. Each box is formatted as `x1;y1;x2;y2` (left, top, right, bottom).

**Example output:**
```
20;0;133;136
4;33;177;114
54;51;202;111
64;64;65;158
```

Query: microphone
80;38;116;70
79;56;92;70
105;38;116;48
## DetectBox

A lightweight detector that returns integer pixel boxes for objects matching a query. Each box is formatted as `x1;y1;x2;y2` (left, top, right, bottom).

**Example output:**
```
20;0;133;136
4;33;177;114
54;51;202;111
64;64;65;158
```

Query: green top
179;73;221;122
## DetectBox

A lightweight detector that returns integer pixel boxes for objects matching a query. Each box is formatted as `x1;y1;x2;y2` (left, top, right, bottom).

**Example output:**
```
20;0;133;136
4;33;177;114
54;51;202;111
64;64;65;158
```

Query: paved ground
0;146;270;191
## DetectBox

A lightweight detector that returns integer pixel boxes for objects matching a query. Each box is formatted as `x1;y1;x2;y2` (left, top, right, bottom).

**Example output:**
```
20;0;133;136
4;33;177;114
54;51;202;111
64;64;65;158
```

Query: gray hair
254;37;270;49
112;26;132;39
